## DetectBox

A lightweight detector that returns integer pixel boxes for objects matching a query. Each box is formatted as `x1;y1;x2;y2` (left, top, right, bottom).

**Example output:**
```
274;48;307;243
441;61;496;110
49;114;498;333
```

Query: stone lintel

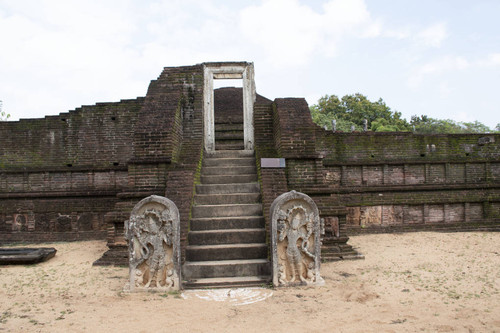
213;73;243;79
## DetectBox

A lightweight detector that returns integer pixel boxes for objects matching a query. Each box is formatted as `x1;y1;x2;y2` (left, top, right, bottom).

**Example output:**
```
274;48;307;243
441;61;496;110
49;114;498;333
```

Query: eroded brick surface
1;63;499;257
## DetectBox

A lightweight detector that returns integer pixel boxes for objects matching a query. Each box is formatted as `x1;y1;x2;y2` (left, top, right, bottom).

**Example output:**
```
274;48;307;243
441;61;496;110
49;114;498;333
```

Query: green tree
0;100;10;121
311;93;496;133
410;116;493;134
310;93;410;131
462;120;492;133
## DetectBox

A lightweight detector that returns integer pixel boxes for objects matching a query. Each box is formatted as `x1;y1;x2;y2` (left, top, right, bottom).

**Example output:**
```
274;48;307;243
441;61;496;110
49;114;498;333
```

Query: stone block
382;205;403;225
125;195;181;291
270;190;324;287
360;206;382;226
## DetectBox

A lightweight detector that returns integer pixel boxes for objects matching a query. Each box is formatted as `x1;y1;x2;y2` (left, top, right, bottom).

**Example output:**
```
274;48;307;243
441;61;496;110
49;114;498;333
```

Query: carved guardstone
270;191;324;287
125;195;181;291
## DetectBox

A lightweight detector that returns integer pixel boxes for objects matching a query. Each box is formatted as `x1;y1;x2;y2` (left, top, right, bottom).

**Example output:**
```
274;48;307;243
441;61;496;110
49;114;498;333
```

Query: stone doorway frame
203;62;256;151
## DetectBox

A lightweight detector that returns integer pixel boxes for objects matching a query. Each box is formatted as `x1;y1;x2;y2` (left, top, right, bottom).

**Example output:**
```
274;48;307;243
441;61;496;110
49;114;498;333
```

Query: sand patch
1;232;499;332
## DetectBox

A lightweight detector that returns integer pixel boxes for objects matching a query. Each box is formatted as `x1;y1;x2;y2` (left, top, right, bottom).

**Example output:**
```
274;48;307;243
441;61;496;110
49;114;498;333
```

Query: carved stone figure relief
322;216;340;238
270;191;324;287
360;206;382;226
55;214;72;232
125;195;180;291
13;214;28;232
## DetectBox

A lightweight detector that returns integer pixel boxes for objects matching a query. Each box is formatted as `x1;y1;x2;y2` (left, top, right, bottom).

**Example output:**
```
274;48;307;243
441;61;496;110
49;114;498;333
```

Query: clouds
408;53;500;89
240;0;376;66
0;0;498;128
415;22;448;48
0;1;148;118
408;55;469;88
478;53;500;68
1;0;381;119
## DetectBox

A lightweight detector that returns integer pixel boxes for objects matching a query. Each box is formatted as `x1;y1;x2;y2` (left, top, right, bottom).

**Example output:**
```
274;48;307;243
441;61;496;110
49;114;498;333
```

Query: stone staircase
182;137;271;288
214;123;244;150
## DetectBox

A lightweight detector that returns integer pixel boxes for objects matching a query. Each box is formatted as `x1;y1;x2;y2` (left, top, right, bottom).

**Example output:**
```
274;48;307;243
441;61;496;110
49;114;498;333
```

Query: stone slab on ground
0;247;56;265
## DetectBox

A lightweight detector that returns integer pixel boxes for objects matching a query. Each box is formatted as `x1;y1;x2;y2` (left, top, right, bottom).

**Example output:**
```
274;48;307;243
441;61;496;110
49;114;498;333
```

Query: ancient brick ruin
1;62;499;287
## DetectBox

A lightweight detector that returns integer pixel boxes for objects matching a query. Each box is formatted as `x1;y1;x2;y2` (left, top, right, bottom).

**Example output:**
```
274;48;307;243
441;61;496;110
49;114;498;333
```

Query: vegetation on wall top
0;100;10;121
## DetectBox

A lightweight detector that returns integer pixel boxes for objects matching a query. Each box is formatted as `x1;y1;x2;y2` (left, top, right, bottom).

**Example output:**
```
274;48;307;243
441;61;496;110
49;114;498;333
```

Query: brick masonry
1;63;499;264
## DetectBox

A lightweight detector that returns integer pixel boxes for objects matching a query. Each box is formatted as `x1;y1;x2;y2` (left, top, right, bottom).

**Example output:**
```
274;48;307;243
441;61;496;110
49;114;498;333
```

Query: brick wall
102;64;205;261
2;63;499;251
0;98;142;170
269;102;500;233
214;87;271;124
0;98;142;244
255;99;355;260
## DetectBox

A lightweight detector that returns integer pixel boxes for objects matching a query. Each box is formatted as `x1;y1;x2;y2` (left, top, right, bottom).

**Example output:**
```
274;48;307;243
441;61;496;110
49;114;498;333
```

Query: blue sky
0;0;499;128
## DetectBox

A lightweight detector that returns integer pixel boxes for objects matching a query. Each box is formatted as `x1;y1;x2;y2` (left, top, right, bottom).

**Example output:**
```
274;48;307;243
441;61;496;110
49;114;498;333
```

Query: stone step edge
199;177;258;185
186;243;267;250
202;166;256;170
194;193;260;199
190;215;264;221
188;228;265;235
183;276;270;283
196;182;259;188
203;157;255;161
205;150;254;156
201;174;257;177
182;276;271;288
194;192;260;197
206;149;254;152
183;258;268;266
192;203;262;208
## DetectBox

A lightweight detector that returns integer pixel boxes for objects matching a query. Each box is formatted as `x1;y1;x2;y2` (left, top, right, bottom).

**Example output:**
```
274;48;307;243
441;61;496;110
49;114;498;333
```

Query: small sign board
261;158;286;168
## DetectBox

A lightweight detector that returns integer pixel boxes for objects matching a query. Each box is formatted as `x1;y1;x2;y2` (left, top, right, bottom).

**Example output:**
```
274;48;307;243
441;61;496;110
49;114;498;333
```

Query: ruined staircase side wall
104;65;205;256
0;99;144;244
130;66;202;166
273;98;318;159
253;101;289;259
164;66;204;264
270;98;352;258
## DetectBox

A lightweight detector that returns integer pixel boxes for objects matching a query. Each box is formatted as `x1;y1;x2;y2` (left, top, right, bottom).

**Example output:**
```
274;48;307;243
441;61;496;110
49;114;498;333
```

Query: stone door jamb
203;62;256;151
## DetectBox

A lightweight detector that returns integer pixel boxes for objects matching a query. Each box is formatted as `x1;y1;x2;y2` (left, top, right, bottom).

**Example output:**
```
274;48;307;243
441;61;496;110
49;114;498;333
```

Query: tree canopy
409;115;493;134
310;93;497;133
0;100;10;121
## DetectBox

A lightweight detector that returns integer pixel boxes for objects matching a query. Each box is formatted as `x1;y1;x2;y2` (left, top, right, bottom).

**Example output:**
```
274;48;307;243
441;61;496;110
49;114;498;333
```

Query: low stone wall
0;231;107;245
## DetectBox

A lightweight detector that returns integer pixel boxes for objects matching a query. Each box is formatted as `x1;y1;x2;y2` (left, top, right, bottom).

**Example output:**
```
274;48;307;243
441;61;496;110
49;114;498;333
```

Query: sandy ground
1;232;499;333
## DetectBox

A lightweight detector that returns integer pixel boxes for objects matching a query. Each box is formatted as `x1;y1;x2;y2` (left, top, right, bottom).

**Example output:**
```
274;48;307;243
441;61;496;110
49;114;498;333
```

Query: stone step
215;123;243;131
182;276;271;289
203;157;255;167
215;142;245;150
195;183;260;195
93;246;128;267
215;131;244;140
182;259;271;279
190;216;265;231
191;204;262;218
215;139;244;146
254;104;273;110
201;174;257;184
202;166;256;176
186;243;268;261
194;193;261;205
205;150;254;158
188;228;265;245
